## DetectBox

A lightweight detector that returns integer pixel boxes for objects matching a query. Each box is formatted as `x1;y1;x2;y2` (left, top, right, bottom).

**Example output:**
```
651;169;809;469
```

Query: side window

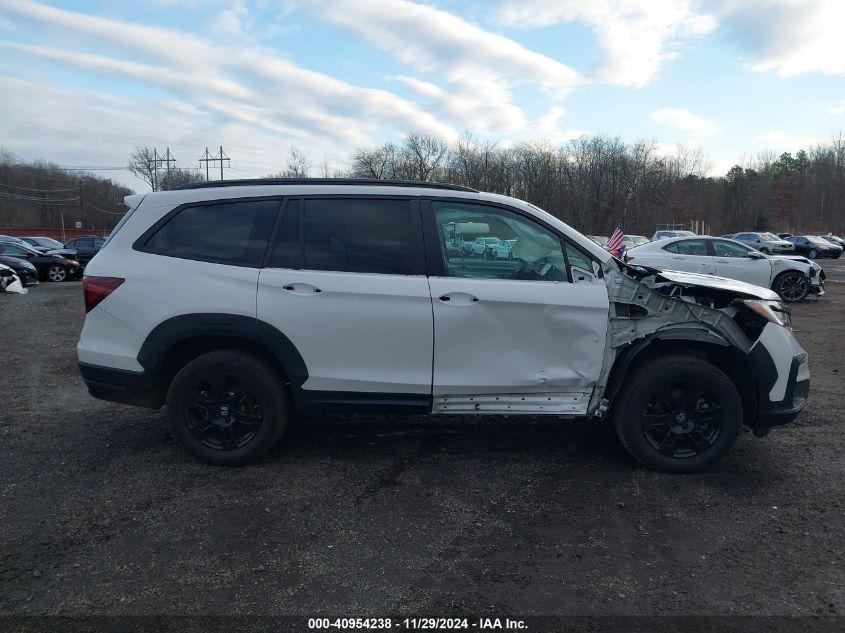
143;200;279;266
674;239;708;256
713;240;750;258
433;201;567;282
302;198;413;275
0;245;29;256
94;238;105;248
76;238;94;248
662;242;678;254
564;241;600;282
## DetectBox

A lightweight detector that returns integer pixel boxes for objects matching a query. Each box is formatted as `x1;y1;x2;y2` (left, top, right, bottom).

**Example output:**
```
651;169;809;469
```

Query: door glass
673;239;708;256
303;198;413;275
713;240;750;258
144;200;279;266
433;201;567;282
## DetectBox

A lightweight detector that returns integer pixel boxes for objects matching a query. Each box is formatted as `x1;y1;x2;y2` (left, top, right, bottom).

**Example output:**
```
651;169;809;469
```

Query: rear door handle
282;283;321;295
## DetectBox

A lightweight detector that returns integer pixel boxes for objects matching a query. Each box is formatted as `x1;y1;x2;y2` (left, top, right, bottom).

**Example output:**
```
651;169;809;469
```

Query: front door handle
438;292;479;306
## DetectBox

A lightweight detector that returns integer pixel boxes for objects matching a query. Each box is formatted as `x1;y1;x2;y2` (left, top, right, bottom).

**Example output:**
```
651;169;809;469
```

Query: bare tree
127;147;158;190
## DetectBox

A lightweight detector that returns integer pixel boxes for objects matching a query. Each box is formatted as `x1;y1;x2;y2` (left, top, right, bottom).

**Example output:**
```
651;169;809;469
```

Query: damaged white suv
77;180;810;472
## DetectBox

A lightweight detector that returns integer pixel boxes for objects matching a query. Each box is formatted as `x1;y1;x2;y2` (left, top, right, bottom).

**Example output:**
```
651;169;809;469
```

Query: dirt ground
1;263;844;620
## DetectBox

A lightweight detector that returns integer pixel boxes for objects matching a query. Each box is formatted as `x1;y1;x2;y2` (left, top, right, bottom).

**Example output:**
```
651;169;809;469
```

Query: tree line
3;134;844;236
0;157;132;232
340;133;845;236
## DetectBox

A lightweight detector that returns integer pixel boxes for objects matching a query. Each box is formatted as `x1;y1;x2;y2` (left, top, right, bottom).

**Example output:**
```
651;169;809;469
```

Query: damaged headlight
741;300;792;328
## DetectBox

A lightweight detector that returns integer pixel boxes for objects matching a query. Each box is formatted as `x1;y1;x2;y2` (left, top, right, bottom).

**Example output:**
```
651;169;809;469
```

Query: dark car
64;235;105;266
785;235;842;259
20;236;74;254
0;254;39;286
0;242;82;282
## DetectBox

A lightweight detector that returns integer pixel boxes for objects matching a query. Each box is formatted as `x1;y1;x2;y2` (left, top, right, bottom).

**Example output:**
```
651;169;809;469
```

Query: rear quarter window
141;200;280;267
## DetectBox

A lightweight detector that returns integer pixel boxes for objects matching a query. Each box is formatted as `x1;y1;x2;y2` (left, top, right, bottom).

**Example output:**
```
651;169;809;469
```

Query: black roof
174;177;477;193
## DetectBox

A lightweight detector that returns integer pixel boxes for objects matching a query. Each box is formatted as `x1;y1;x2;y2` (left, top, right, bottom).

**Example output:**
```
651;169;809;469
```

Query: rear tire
166;350;288;465
613;355;742;473
773;271;809;302
808;249;818;259
759;247;770;254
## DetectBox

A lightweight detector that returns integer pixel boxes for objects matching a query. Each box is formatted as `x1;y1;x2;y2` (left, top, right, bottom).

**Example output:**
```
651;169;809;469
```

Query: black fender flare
137;313;309;393
603;327;732;406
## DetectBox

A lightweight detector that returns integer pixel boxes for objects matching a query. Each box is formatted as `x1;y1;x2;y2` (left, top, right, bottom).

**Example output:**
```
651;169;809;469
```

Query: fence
3;227;110;242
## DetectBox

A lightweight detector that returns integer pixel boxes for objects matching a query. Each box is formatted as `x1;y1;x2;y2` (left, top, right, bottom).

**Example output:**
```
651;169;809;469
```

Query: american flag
606;215;626;257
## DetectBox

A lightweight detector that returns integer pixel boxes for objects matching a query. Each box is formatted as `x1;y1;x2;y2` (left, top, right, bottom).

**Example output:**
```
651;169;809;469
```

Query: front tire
808;249;818;259
47;264;67;282
166;350;288;465
613;355;742;473
773;271;809;302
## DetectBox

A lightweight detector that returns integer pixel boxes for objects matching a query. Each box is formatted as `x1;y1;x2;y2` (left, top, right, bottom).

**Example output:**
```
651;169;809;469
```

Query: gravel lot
1;264;844;618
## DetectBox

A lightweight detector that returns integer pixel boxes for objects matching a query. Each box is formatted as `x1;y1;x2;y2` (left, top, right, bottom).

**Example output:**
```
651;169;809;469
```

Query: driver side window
433;201;567;282
713;240;750;258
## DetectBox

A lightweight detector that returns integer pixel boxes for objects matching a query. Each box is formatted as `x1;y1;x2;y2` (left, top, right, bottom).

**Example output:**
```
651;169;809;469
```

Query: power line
82;200;126;216
0;190;79;203
0;181;80;193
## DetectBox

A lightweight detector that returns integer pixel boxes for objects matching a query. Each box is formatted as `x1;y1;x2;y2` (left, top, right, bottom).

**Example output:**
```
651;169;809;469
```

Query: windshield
484;237;500;244
806;236;832;246
760;233;779;240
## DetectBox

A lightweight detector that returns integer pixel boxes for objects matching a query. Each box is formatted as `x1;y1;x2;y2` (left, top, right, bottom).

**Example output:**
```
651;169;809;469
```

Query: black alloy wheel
184;373;263;451
613;354;742;472
640;380;724;459
166;349;288;465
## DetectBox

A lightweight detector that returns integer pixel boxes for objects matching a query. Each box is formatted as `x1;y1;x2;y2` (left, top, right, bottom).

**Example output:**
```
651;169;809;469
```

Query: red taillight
83;276;124;313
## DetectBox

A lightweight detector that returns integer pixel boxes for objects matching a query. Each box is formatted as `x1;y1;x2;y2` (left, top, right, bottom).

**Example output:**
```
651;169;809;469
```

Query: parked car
651;230;696;241
731;232;794;254
0;242;82;282
78;178;809;473
721;233;736;239
65;235;106;265
624;236;824;302
819;234;845;249
0;254;39;287
785;235;842;259
492;238;518;259
587;235;609;246
622;235;649;248
777;233;793;239
20;236;70;254
469;236;500;257
0;234;28;244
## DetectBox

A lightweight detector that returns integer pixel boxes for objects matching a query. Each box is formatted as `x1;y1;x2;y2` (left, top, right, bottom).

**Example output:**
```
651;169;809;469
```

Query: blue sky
0;0;844;192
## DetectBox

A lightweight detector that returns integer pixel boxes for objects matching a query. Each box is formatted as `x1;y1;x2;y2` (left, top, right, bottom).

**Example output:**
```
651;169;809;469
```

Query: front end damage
592;261;809;436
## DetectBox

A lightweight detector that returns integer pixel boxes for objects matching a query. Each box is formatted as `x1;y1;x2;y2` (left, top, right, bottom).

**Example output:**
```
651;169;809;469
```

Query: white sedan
625;236;825;302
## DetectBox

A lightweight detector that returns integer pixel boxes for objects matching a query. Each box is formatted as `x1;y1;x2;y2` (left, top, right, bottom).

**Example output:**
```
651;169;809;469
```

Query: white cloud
532;106;584;144
830;101;845;115
319;0;580;134
650;108;717;137
497;0;715;87
711;0;845;77
755;131;819;152
0;0;459;158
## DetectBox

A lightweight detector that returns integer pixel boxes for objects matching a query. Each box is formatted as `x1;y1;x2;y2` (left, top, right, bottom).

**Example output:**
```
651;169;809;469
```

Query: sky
0;0;844;193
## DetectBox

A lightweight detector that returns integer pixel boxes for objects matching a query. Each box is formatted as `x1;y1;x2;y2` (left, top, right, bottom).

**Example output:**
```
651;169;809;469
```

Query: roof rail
174;177;478;193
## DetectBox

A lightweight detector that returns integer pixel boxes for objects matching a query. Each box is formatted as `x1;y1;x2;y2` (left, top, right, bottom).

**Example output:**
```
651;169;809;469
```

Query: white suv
77;179;810;472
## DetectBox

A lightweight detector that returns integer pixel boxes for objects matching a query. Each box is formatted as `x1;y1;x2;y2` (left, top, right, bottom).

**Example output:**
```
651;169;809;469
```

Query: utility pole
151;148;176;190
198;146;230;181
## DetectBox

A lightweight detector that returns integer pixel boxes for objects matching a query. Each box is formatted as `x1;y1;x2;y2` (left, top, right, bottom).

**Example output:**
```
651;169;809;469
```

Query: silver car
732;232;794;254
